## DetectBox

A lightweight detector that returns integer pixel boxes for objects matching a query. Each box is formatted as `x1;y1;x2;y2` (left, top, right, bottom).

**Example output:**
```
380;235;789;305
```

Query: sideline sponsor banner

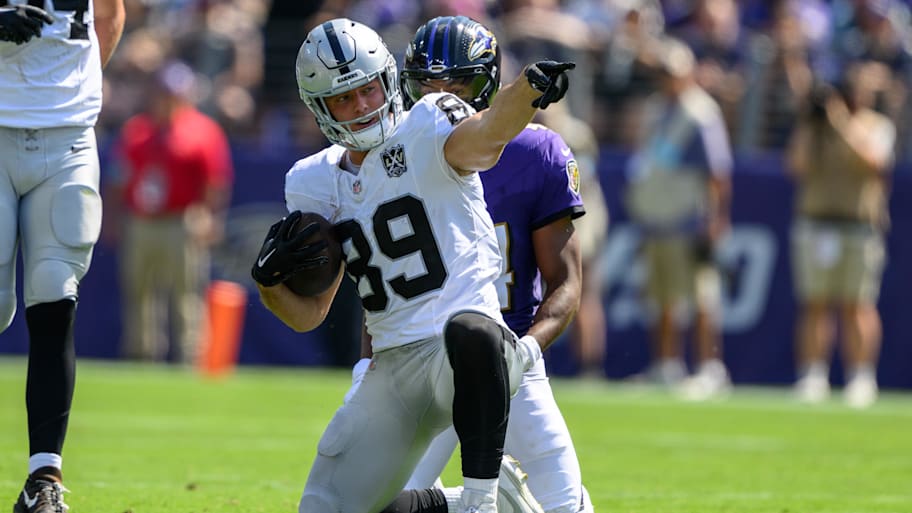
2;145;910;388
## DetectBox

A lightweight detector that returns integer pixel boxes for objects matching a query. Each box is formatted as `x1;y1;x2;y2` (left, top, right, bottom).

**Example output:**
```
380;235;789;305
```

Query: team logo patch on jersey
566;159;581;194
381;144;408;177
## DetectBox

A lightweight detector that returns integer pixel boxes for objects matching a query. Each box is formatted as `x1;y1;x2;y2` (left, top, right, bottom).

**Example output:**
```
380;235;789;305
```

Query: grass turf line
1;357;910;512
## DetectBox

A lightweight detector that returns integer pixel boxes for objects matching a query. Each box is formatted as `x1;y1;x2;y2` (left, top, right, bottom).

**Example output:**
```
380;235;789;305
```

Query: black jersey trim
530;206;586;231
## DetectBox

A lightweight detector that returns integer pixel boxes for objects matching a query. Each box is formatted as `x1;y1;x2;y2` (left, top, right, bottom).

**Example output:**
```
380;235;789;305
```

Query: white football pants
300;329;523;513
406;358;587;513
0;126;101;331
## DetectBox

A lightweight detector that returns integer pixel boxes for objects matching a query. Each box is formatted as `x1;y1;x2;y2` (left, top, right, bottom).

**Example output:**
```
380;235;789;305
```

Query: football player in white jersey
378;16;593;513
250;18;574;513
1;0;125;512
340;15;595;513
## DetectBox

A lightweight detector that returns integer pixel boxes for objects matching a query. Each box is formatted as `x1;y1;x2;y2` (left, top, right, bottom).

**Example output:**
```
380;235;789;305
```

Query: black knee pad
444;311;510;479
444;312;504;368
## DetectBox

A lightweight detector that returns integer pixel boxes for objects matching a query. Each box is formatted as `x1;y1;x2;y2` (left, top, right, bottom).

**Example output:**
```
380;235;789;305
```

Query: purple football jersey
481;125;585;336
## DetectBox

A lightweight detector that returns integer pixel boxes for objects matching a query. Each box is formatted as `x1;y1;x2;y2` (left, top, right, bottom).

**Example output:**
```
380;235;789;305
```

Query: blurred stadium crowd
96;0;912;163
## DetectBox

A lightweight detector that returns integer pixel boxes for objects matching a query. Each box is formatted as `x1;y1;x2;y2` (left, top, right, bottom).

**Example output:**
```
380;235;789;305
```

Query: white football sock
28;453;62;476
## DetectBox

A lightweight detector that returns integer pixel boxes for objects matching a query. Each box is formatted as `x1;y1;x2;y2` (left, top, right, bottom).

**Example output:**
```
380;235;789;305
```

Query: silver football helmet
295;18;403;151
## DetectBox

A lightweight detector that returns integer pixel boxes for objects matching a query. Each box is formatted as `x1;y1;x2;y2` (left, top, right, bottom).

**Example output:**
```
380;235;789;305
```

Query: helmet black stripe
426;17;440;67
432;19;450;67
322;21;352;74
440;22;453;67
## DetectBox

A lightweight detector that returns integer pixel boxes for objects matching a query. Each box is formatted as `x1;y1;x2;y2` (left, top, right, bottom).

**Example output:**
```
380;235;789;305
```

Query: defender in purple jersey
346;16;594;513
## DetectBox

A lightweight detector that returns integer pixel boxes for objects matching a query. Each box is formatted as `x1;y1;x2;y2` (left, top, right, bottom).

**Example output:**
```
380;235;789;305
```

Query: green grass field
1;357;910;513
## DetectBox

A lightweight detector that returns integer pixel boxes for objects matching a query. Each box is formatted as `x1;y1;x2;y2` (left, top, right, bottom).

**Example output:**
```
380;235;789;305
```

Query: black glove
524;60;575;109
0;5;53;45
251;211;330;287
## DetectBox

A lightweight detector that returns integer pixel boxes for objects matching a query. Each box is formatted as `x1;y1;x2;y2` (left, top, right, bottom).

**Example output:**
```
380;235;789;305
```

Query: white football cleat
497;456;545;513
844;376;878;409
677;359;731;401
649;358;687;387
794;373;831;404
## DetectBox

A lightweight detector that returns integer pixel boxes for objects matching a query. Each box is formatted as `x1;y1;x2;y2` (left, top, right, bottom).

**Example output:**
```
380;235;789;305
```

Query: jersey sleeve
409;93;476;182
530;128;586;230
284;151;340;221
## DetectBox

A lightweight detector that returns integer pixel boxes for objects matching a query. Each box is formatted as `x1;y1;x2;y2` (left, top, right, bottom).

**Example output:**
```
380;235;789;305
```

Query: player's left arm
93;0;124;68
256;267;344;333
251;212;344;332
445;61;574;174
525;216;582;351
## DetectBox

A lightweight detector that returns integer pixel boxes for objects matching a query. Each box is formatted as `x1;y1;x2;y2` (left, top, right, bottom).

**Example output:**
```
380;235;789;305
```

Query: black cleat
13;478;69;513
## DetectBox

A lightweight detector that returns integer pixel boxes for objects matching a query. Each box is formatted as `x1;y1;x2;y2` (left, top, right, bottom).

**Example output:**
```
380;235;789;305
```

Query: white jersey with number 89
285;92;506;352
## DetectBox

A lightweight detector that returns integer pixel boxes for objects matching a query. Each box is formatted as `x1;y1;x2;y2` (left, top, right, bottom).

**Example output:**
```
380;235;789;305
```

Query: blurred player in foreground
250;17;575;513
1;0;124;511
345;15;594;513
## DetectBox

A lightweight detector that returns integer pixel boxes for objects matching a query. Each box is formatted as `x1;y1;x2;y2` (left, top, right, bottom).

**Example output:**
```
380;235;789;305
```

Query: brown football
284;212;343;297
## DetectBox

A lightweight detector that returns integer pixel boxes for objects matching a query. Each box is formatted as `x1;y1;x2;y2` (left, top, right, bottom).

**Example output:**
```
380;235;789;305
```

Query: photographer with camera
786;61;896;409
624;37;733;400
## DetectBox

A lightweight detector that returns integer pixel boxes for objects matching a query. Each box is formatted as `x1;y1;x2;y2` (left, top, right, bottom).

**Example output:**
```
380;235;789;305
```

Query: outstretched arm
445;61;575;174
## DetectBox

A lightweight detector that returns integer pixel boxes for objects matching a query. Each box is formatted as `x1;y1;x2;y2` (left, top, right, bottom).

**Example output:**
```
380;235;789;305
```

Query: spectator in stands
106;60;234;364
257;0;329;149
500;0;597;125
624;37;733;399
583;1;665;146
786;61;895;408
668;0;748;135
831;0;912;68
175;0;266;137
736;1;820;152
831;0;912;159
96;27;170;140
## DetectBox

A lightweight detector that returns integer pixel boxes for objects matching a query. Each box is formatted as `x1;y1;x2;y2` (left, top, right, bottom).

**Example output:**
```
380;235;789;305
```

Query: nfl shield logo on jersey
381;144;408;177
